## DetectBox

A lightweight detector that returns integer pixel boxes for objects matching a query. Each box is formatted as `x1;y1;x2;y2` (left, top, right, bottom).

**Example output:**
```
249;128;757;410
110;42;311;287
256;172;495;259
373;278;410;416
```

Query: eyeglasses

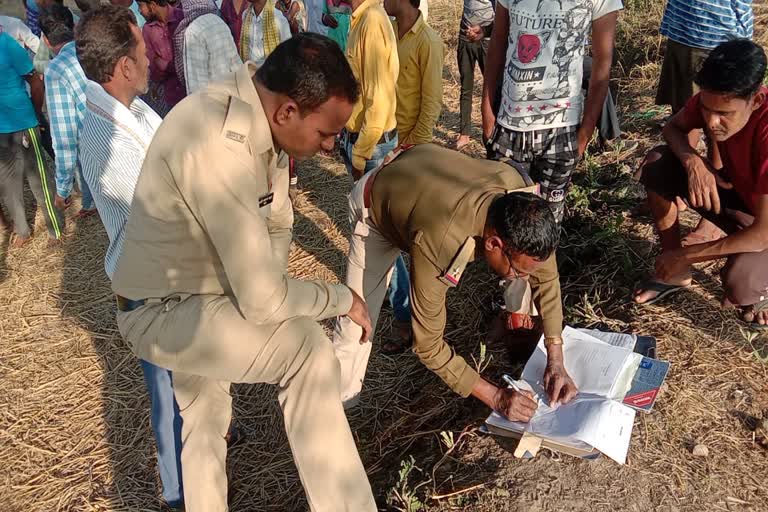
502;246;527;280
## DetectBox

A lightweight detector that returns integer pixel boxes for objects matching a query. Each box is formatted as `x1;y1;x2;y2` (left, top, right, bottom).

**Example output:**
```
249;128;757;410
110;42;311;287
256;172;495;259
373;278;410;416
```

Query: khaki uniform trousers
332;173;403;405
117;294;376;512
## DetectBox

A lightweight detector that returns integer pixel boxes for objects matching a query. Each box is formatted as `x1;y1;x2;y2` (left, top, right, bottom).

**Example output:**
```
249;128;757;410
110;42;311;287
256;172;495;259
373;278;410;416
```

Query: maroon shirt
143;5;184;108
682;87;768;214
220;0;247;43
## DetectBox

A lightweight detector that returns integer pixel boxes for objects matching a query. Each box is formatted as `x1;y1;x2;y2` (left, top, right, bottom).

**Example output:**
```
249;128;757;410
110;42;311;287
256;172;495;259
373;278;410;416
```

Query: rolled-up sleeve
185;144;353;324
410;246;480;397
529;253;564;338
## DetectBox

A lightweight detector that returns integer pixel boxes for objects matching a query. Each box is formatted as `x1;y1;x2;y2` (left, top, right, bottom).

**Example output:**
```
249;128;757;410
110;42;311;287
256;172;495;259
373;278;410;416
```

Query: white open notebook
486;327;642;464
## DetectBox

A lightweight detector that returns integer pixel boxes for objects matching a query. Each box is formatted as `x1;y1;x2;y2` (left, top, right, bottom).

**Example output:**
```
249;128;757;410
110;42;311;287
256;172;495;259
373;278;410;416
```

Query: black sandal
634;279;686;305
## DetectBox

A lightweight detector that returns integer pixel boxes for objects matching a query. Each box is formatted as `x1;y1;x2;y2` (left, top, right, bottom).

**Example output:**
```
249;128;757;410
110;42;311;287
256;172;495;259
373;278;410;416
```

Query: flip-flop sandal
743;298;768;330
634;279;685;306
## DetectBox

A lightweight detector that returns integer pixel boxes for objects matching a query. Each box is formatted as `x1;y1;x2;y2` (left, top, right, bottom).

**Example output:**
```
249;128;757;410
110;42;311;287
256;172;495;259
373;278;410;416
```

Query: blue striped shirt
78;82;161;279
660;0;753;50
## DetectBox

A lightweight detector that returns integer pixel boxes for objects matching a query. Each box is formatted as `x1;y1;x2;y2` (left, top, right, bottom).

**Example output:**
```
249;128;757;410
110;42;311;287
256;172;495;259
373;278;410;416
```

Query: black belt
345;127;397;146
116;295;146;312
499;159;535;188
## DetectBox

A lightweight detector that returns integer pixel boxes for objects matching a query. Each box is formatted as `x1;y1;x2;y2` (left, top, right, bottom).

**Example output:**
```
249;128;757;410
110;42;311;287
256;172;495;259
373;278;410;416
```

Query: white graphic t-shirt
496;0;622;132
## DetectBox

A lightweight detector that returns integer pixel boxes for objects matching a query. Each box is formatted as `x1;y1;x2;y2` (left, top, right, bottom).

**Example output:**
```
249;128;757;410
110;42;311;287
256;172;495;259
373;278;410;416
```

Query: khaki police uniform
332;144;564;403
111;63;376;512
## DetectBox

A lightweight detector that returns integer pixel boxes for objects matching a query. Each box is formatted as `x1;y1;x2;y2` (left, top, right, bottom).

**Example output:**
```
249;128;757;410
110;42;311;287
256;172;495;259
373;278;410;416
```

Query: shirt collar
84;81;158;147
168;5;183;25
235;62;275;155
393;12;425;39
247;2;268;20
409;13;425;35
58;40;76;58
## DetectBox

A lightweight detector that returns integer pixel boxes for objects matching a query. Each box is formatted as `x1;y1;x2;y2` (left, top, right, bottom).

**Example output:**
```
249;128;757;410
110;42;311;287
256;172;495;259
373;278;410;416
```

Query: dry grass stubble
1;0;768;510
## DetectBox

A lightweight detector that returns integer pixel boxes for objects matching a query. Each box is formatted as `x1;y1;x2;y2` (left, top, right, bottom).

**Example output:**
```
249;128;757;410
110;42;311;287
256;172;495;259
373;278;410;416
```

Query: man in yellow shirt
342;0;399;179
385;0;443;145
343;0;412;353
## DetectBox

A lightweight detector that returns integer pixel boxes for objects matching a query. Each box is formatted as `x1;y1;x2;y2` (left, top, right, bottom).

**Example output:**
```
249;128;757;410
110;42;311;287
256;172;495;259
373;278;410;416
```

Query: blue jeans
341;130;412;322
140;359;184;507
340;129;398;175
76;166;94;210
390;254;411;322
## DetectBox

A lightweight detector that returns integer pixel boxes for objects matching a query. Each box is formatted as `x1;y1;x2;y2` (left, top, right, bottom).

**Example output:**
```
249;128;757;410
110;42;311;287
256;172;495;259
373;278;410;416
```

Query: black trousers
457;38;489;136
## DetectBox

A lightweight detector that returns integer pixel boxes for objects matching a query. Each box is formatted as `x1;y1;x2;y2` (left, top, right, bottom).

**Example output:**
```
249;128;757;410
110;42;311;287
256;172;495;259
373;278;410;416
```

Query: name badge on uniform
258;192;274;208
225;130;246;143
438;237;476;287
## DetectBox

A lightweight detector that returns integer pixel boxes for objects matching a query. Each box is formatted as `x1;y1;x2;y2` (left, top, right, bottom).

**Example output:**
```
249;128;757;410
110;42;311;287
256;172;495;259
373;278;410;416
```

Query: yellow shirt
345;0;399;170
392;15;444;145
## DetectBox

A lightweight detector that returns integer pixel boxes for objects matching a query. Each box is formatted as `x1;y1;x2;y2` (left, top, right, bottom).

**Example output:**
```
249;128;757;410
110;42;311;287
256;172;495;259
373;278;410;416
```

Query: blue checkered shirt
45;41;87;199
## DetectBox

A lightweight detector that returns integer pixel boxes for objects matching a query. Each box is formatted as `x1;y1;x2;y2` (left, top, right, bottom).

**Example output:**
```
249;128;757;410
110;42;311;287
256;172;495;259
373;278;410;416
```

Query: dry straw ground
1;0;768;510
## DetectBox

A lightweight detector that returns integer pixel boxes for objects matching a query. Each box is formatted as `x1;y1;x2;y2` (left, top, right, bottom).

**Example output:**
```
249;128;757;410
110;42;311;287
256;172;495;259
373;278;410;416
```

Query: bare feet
741;304;768;327
681;218;726;247
633;275;692;304
455;135;471;151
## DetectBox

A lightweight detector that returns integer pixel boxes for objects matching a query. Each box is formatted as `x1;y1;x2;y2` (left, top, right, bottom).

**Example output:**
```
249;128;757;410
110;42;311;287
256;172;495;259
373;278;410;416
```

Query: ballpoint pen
501;374;522;393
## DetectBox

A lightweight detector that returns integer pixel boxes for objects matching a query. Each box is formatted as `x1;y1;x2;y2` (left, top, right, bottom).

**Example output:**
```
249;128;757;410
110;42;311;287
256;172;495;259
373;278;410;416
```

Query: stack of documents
485;327;669;464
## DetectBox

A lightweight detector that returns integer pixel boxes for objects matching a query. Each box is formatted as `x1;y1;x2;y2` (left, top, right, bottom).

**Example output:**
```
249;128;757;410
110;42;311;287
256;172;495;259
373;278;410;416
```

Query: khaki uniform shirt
369;144;563;397
112;63;353;324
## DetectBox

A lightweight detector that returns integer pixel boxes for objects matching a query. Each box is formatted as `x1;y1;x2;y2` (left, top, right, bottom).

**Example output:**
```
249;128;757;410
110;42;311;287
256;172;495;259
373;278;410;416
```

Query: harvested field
1;0;767;510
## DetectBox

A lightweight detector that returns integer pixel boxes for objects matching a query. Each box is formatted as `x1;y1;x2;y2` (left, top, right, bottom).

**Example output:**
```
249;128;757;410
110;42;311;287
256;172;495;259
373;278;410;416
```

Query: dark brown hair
39;3;74;46
256;33;360;113
75;5;138;84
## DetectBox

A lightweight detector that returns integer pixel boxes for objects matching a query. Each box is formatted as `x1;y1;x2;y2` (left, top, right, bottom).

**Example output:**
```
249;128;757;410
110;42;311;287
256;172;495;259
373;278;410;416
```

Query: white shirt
0;15;40;54
496;0;622;132
78;81;162;279
183;13;242;94
241;6;292;67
